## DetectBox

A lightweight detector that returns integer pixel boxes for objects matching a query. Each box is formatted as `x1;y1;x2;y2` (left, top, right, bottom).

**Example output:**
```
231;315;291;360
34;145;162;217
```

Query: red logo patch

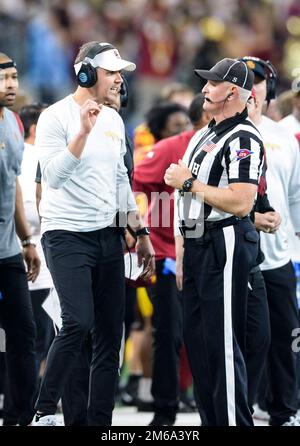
236;149;253;160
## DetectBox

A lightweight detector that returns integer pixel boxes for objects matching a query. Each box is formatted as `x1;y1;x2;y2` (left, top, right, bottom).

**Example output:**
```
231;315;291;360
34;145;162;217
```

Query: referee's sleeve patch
225;133;263;184
236;149;254;161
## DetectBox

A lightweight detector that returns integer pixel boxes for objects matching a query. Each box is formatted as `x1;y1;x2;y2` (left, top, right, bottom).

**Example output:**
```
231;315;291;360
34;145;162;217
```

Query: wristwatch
135;227;150;237
181;177;196;193
21;238;36;247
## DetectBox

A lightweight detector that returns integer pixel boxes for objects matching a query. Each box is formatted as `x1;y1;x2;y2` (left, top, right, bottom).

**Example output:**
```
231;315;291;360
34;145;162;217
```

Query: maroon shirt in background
133;129;195;260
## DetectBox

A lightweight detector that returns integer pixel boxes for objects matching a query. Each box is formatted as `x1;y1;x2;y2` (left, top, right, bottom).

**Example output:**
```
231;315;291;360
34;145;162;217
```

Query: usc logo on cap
246;60;256;70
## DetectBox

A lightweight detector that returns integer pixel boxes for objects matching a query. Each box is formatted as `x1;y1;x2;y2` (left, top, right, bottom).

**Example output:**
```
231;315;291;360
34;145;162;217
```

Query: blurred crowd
1;0;300;127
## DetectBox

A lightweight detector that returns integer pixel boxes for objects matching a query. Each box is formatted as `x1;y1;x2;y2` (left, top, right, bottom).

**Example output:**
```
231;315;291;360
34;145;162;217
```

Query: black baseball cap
194;58;254;91
240;57;266;80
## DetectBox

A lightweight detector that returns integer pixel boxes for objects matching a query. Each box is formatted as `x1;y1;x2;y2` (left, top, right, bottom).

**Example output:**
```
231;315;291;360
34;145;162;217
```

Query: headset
77;43;129;108
240;56;278;103
76;43;115;88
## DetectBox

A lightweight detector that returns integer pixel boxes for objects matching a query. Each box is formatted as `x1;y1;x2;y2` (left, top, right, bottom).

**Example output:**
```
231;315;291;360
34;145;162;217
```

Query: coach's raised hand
69;99;102;159
80;98;102;134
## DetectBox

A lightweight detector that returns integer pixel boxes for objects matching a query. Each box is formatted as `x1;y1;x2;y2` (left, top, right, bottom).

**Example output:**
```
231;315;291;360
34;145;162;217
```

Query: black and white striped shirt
175;108;264;233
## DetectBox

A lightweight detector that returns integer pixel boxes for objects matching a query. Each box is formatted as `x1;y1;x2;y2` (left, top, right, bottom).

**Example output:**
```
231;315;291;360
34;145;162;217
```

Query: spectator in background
280;90;300;133
245;56;300;426
276;90;294;120
26;5;73;103
0;52;40;426
134;102;191;166
3;103;55;426
132;2;178;122
133;83;194;173
159;83;195;109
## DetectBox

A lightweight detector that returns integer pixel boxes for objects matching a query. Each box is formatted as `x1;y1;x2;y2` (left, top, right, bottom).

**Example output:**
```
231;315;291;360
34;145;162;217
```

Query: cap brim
99;59;136;72
93;52;136;72
194;69;223;81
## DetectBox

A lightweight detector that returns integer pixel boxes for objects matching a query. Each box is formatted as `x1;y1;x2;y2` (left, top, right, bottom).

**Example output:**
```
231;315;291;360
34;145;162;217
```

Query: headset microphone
206;92;233;104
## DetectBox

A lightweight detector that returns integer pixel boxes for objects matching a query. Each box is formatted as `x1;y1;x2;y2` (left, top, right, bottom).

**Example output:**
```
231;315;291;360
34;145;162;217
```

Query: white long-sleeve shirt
36;95;136;234
258;116;300;270
280;114;300;134
279;113;300;263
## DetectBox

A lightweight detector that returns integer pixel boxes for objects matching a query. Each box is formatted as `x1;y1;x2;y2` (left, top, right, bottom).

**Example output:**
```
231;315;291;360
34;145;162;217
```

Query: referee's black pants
150;259;183;419
35;227;125;426
183;217;258;426
245;267;271;409
0;254;37;426
262;262;299;425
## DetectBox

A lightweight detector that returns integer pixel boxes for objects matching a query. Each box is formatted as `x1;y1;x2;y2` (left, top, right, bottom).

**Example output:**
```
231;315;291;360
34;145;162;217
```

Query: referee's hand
164;160;191;189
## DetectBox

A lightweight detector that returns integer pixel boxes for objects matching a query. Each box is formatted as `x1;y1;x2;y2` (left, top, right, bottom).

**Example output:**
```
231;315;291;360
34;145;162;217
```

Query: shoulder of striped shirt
185;130;206;152
240;119;262;138
222;121;263;142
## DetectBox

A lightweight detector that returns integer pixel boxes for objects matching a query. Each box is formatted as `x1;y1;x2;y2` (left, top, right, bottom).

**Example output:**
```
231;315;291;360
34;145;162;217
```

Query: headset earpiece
265;60;277;102
120;75;129;108
76;43;115;88
77;63;98;88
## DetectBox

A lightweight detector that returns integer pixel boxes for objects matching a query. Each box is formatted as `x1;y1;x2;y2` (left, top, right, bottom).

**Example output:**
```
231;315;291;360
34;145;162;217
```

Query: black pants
31;288;54;371
61;284;136;426
262;262;299;425
246;267;271;408
61;334;92;426
0;253;37;425
36;227;125;426
150;259;183;418
2;288;54;426
183;218;258;426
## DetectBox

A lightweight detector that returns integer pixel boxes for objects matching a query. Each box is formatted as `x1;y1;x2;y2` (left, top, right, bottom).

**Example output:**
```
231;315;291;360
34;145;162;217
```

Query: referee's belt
179;215;249;238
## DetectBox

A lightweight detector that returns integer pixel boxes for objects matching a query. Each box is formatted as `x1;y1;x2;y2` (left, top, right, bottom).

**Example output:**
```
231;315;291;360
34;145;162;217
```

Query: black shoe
136;399;154;412
178;391;197;413
120;375;141;406
149;414;175;426
120;390;136;406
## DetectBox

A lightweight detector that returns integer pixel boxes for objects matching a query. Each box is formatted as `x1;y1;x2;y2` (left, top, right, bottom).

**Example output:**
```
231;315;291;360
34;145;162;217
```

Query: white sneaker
34;415;62;426
282;415;300;426
253;404;270;422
